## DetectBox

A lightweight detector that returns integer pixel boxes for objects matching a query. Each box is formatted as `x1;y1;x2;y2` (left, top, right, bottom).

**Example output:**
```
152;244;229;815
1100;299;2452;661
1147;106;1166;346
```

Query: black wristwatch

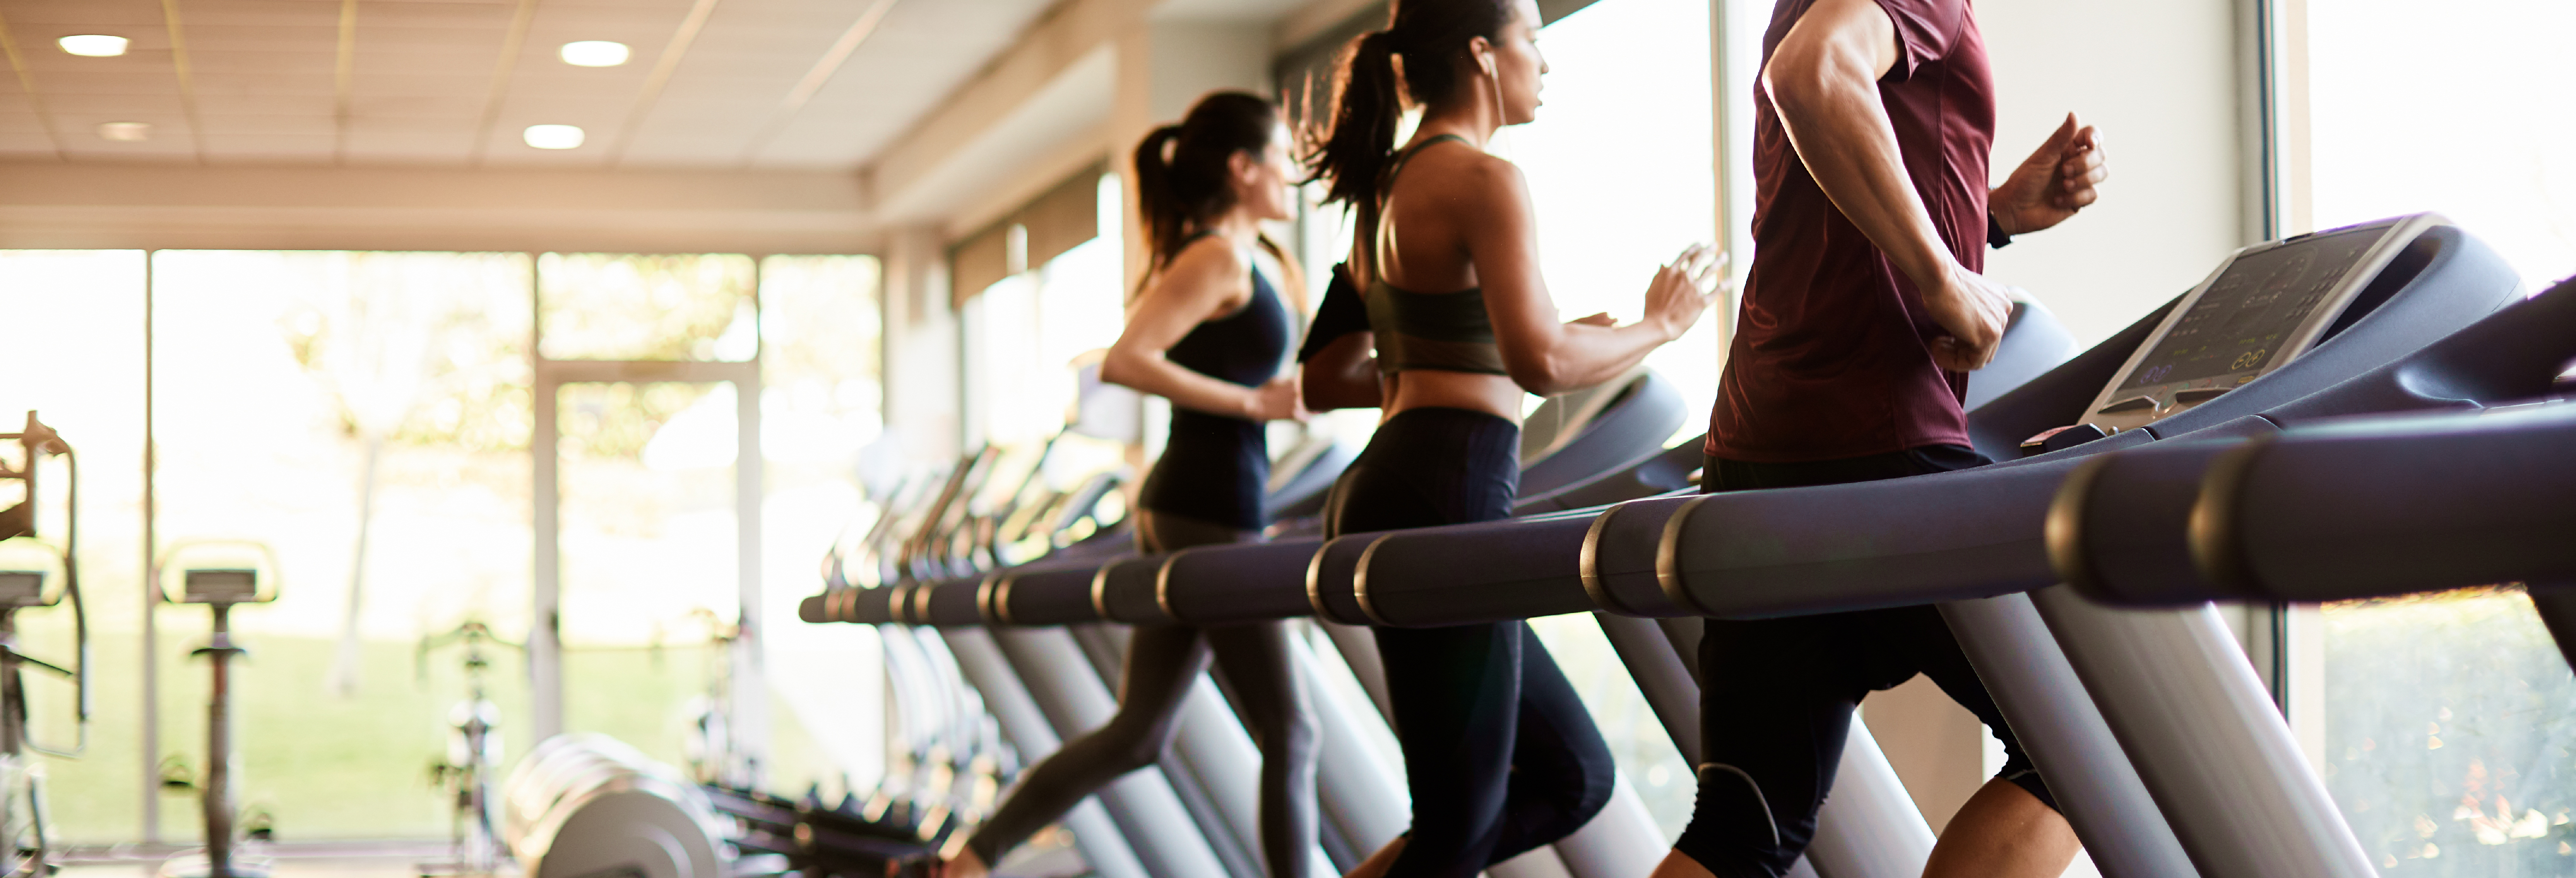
1987;213;2014;249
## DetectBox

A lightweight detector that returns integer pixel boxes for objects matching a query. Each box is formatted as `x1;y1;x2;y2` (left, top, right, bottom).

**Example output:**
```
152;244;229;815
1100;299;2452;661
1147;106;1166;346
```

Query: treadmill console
2079;213;2450;434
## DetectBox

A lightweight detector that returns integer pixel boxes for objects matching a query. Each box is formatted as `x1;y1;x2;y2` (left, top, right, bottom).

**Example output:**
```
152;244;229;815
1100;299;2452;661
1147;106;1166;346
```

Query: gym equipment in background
155;541;283;878
0;412;91;878
417;620;519;878
501;734;727;878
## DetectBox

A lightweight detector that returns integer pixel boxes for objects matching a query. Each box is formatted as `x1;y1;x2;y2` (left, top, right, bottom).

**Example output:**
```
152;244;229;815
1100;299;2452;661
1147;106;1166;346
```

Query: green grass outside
26;629;845;845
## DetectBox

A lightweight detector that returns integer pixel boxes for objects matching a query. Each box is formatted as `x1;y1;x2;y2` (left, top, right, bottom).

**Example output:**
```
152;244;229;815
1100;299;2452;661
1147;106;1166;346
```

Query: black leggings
1673;445;2059;878
1332;407;1616;878
964;510;1319;877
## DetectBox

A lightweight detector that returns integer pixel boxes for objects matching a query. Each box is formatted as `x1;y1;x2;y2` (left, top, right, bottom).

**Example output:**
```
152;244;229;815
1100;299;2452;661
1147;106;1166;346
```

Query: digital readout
2121;226;2388;392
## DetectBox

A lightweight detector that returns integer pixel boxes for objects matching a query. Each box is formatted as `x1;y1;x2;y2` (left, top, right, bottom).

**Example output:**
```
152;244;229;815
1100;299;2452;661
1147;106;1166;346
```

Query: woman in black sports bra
936;91;1318;878
1303;1;1722;876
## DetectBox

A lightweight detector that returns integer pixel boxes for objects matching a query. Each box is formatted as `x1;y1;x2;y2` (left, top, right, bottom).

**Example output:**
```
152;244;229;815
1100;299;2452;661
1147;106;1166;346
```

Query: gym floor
56;842;470;878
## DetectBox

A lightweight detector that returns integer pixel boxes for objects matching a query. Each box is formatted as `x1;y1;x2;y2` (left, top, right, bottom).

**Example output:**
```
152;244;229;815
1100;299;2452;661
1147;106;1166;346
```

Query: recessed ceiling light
97;121;151;142
559;41;629;67
59;35;129;57
524;124;585;149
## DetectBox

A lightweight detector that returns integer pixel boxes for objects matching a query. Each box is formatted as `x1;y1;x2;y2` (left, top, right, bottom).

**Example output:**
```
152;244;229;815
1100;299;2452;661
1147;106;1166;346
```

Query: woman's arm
1101;239;1303;421
1301;332;1382;410
1463;158;1719;396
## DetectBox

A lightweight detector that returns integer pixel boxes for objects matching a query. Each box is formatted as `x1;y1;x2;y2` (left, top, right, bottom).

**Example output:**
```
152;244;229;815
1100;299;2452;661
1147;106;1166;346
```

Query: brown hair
1302;0;1515;212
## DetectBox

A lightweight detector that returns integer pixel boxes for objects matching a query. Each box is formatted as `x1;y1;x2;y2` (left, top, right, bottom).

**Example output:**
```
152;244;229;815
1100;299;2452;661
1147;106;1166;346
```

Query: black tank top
1136;257;1292;530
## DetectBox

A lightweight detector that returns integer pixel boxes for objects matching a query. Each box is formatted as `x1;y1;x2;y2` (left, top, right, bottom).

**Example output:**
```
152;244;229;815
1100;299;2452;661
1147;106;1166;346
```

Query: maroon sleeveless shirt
1705;0;1995;463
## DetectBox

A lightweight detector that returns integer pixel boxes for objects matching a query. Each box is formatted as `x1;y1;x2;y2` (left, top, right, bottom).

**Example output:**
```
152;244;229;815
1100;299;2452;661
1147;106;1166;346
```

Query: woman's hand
1247;374;1308;422
1643;245;1727;341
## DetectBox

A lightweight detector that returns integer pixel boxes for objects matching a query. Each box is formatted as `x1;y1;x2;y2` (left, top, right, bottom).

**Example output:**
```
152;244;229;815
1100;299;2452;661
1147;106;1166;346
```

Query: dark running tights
963;510;1319;877
1333;407;1617;877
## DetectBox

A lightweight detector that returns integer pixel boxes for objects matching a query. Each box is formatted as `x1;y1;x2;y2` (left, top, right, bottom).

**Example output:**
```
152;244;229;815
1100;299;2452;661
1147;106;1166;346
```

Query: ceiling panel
0;0;1073;172
197;113;335;134
42;94;186;115
194;93;333;114
0;132;58;152
341;127;475;161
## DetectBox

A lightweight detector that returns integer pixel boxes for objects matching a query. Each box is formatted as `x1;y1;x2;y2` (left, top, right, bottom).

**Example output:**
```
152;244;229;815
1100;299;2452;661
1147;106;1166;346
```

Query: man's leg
1668;614;1875;878
1923;780;2080;878
1904;606;2080;878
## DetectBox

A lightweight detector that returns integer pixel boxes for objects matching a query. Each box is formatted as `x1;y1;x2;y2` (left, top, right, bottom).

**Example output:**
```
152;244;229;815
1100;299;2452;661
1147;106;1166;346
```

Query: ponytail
1306;30;1403;211
1128;91;1281;276
1132;124;1189;274
1302;0;1514;213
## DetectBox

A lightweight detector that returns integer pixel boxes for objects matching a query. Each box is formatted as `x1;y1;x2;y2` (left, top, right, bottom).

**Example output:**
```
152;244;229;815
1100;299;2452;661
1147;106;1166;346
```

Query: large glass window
0;251;148;841
149;250;537;841
1;247;882;844
2319;588;2574;872
2303;1;2576;871
1505;0;1720;836
2306;0;2576;291
1512;0;1722;432
756;255;893;797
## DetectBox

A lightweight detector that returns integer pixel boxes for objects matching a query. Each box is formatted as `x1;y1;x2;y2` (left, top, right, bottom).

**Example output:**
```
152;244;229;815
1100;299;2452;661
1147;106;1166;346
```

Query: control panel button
2172;387;2231;406
2096;396;2156;415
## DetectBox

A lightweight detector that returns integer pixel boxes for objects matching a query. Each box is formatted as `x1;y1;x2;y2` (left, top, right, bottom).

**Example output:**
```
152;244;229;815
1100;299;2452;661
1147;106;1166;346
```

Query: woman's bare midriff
1381;370;1524;424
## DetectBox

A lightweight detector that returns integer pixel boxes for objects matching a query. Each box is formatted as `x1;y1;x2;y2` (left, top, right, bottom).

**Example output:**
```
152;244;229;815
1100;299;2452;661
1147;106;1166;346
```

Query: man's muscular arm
1992;112;2107;236
1763;0;2013;371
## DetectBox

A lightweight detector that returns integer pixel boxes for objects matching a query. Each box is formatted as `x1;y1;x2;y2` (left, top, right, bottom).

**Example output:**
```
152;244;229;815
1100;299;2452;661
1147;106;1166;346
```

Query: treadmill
1325;214;2556;878
946;213;2537;878
812;370;1693;878
826;304;2082;878
2047;288;2576;660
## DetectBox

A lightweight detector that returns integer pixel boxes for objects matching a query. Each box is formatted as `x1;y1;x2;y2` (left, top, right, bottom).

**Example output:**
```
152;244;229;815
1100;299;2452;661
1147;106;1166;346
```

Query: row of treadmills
794;212;2576;878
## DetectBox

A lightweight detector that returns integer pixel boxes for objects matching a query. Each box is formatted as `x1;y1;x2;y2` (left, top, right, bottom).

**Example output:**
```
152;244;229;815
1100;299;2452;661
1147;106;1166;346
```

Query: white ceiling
0;0;1061;170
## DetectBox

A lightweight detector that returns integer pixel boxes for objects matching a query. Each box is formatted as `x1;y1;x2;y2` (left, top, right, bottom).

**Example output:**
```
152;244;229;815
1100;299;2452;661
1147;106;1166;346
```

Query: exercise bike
0;413;91;878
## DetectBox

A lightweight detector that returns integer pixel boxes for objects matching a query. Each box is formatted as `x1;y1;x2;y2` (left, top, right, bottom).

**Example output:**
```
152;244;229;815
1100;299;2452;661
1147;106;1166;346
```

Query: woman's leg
956;624;1212;869
1480;623;1616;865
1373;621;1525;878
1209;621;1321;878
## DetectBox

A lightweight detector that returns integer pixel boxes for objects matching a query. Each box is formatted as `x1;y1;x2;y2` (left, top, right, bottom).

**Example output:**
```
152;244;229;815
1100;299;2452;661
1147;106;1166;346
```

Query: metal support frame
1938;595;2198;878
2028;587;2376;878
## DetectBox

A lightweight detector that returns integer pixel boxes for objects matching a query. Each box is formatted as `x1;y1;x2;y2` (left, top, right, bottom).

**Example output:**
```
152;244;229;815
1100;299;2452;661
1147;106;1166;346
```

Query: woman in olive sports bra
1302;1;1723;876
932;91;1318;878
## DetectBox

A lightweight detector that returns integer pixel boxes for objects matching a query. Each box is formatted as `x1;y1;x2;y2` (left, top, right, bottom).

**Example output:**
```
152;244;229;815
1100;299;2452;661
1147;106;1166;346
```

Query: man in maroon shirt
1658;0;2106;876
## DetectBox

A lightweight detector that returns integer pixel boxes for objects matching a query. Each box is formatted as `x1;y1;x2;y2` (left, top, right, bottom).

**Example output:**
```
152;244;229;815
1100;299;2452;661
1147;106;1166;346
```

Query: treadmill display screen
2121;225;2389;392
